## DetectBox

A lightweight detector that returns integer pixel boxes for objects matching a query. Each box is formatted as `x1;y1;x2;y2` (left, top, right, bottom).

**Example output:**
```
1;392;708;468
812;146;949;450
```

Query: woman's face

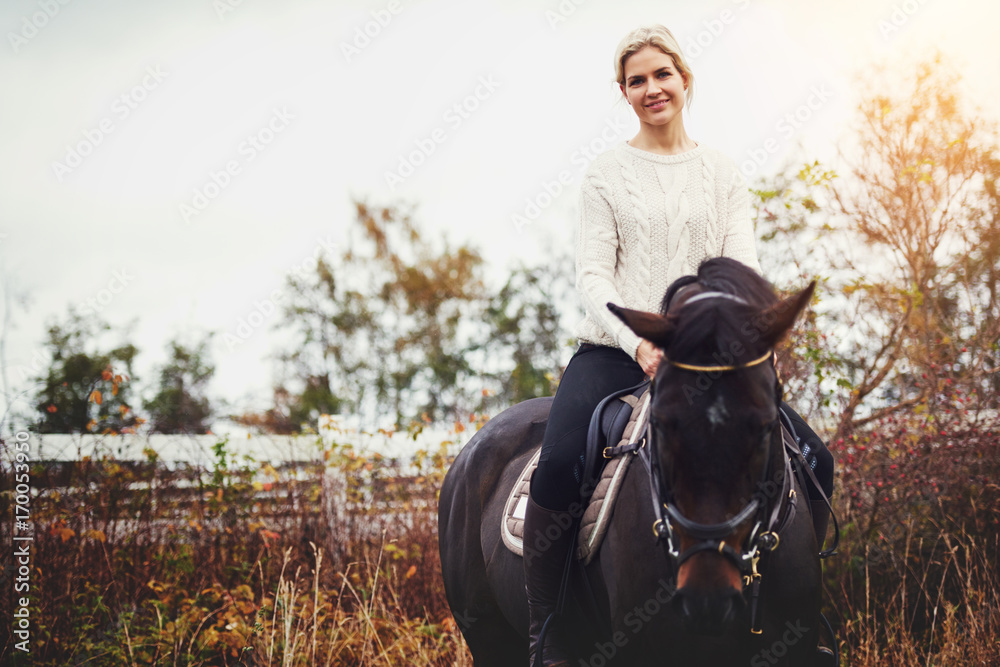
620;46;687;128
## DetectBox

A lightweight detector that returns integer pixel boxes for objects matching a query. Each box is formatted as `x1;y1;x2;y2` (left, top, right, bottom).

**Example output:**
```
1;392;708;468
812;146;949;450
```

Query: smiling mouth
646;100;669;109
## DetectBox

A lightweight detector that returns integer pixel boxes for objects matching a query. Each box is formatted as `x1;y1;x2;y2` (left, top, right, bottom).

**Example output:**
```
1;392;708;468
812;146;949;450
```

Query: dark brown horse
439;258;823;666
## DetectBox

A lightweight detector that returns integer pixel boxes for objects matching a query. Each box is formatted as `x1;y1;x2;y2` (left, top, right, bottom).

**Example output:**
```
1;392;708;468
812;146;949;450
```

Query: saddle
501;382;651;564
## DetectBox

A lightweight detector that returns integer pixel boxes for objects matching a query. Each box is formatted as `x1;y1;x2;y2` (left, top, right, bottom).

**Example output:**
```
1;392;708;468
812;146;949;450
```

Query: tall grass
824;401;1000;665
1;405;998;665
0;432;469;665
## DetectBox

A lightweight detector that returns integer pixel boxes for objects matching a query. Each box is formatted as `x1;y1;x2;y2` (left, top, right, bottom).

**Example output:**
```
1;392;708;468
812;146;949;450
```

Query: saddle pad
501;446;635;565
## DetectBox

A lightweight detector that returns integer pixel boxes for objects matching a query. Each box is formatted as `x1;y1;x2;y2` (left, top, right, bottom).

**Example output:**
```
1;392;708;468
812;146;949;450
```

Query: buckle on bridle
652;518;680;558
758;531;780;552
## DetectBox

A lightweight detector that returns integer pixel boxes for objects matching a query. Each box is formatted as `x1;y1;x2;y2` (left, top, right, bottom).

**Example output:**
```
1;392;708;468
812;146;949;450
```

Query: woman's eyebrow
629;66;674;80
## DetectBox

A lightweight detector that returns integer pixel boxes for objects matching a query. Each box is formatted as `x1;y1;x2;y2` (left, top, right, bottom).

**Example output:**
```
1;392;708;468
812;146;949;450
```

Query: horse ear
756;281;816;349
607;303;675;349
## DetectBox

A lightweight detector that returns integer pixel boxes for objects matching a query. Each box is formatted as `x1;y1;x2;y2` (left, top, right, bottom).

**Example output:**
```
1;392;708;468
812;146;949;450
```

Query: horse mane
660;257;779;365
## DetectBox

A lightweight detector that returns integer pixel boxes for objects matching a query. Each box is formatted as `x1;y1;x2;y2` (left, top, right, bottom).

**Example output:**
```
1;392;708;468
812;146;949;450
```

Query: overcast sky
1;0;998;428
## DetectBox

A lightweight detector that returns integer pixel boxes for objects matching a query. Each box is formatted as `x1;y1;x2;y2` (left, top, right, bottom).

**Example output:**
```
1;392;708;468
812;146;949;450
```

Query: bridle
640;290;794;583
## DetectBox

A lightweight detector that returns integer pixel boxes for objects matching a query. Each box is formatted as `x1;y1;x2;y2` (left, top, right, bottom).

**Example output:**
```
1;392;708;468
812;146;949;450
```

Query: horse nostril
718;595;735;625
671;590;689;618
674;588;743;634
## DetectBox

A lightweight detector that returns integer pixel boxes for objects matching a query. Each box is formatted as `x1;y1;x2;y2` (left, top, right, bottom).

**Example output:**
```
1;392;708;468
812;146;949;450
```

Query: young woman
522;25;834;666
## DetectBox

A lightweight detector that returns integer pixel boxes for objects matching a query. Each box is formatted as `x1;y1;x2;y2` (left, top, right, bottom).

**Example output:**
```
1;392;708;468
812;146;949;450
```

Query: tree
143;336;215;434
753;53;1000;436
253;200;573;433
476;257;575;411
33;309;139;434
271;201;489;429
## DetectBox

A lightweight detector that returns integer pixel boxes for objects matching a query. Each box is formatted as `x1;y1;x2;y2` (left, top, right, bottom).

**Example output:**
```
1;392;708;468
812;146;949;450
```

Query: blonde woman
523;25;834;665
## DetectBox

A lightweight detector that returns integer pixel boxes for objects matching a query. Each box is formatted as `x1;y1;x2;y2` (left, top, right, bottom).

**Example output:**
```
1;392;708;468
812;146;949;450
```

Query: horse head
609;258;815;636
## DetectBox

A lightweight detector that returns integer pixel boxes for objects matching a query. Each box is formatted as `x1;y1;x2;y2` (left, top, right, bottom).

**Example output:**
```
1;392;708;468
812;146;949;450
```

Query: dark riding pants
531;343;835;512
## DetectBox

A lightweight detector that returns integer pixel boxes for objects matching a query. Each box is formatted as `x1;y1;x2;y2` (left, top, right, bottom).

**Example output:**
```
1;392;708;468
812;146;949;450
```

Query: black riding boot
523;492;575;667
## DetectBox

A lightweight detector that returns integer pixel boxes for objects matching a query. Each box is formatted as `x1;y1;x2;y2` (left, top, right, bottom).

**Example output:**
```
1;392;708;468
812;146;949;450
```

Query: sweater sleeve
721;168;762;273
576;169;643;359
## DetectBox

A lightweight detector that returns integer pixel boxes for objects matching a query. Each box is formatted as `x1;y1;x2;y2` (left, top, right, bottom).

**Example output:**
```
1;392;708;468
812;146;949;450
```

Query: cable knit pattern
701;155;718;257
657;163;689;281
614;149;652;312
575;141;761;360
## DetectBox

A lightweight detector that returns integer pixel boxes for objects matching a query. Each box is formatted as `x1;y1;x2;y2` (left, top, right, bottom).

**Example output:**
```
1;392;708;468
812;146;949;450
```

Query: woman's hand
636;339;662;378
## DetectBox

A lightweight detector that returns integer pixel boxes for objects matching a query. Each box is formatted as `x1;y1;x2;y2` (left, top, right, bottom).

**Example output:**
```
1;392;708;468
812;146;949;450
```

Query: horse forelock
660;257;779;366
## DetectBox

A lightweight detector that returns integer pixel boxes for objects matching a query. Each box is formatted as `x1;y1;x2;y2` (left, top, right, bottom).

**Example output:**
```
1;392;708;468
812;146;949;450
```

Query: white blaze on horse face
706;395;728;430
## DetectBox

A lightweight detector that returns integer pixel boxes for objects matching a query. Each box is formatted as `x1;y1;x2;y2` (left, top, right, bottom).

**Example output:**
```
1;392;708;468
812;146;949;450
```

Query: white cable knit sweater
574;141;761;360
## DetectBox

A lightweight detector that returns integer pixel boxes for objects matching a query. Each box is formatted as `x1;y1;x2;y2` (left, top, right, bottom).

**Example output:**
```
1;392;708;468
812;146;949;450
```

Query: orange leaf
59;528;75;542
86;529;107;543
405;565;417;579
119;405;128;417
47;404;58;413
102;368;113;381
112;384;119;397
90;390;103;405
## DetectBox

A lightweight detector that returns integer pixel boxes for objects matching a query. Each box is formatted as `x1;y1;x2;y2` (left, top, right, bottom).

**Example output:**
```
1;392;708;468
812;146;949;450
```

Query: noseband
642;290;791;578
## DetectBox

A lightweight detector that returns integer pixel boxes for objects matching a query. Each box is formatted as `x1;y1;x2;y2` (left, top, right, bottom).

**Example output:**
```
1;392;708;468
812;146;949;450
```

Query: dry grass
2;414;998;665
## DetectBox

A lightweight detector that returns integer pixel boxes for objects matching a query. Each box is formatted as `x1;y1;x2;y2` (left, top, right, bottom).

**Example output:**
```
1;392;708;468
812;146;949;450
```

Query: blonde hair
614;25;695;108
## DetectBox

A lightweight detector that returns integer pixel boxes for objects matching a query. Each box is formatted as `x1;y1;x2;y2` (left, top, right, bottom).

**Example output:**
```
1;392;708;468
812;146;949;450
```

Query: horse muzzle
671;583;746;636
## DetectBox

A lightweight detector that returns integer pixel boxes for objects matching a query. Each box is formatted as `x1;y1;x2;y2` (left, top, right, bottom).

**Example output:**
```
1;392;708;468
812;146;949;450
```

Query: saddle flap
501;447;636;565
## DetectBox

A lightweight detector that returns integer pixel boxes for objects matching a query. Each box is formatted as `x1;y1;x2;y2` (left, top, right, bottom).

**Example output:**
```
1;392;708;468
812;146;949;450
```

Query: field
2;408;999;666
